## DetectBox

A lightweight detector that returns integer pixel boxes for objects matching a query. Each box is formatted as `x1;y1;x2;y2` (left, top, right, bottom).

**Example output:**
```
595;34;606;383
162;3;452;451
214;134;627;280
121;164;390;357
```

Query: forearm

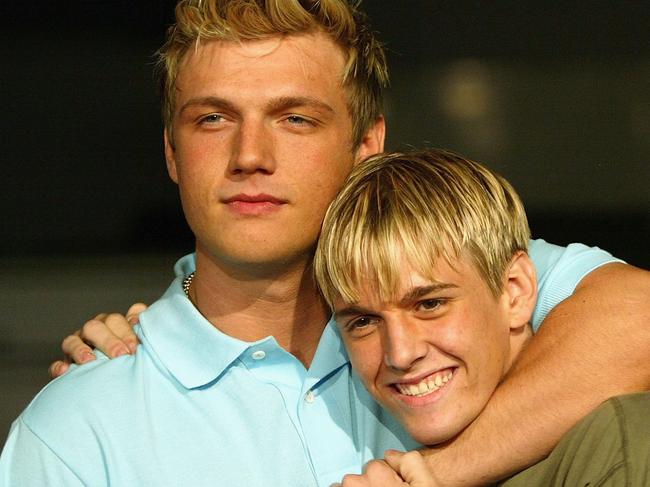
422;263;650;486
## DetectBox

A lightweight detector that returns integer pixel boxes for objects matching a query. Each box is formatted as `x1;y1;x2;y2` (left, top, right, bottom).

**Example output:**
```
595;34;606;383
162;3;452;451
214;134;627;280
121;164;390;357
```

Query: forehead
174;32;349;106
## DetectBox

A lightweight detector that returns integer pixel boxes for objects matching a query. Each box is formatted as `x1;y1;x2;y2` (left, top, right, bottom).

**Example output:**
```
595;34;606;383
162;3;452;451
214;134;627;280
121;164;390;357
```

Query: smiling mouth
394;368;455;398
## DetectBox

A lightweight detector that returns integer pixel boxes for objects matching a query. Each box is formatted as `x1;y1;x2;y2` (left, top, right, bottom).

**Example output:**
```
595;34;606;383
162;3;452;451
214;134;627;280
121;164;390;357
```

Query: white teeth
396;370;454;397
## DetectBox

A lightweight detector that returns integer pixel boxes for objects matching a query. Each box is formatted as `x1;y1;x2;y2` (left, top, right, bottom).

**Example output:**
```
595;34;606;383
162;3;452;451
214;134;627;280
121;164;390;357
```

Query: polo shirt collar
140;253;351;390
307;318;349;387
139;280;252;389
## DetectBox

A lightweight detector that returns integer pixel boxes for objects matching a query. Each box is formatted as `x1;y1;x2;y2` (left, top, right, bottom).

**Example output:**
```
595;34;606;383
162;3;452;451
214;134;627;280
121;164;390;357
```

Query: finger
61;334;96;364
363;459;406;485
339;473;368;486
385;450;435;487
48;360;70;379
125;302;148;325
80;318;131;358
104;312;140;354
383;450;405;471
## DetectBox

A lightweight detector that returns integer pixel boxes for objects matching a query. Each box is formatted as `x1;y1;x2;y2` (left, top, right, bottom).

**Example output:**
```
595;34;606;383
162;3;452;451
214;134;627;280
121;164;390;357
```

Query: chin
408;426;455;446
403;412;471;446
210;242;315;271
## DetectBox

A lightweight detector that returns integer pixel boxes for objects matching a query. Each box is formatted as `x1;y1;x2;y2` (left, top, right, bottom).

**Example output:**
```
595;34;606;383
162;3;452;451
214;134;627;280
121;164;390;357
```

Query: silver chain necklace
182;271;195;297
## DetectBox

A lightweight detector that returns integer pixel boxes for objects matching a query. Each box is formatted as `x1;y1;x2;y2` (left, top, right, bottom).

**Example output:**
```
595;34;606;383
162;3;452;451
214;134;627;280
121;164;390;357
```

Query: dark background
1;1;649;442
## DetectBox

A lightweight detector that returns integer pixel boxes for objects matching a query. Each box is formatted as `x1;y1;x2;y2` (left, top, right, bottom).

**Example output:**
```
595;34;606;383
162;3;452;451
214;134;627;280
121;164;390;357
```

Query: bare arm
421;262;650;485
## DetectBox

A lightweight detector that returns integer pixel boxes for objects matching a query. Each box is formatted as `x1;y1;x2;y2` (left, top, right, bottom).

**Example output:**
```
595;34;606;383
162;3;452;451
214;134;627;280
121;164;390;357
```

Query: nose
381;318;428;372
228;118;276;175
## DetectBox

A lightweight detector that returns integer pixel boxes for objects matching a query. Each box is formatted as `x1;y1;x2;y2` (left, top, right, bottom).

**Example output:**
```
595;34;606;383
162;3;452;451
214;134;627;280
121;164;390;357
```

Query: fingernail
114;347;129;357
127;342;138;354
80;351;96;363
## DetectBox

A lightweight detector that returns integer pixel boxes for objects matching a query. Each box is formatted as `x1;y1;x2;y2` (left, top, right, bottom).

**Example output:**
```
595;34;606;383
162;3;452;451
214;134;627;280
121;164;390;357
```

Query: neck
189;247;330;368
505;323;534;373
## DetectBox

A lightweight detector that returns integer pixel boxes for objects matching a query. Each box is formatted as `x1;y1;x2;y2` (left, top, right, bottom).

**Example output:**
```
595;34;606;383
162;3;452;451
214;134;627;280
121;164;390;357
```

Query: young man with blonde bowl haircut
313;149;650;486
4;0;650;485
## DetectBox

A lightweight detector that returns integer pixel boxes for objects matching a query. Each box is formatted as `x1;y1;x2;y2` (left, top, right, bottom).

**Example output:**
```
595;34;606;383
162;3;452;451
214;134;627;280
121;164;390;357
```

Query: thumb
384;450;436;487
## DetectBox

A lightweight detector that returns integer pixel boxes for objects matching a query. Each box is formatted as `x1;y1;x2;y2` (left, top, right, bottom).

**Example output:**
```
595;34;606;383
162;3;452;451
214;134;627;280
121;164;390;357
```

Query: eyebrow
398;283;458;306
266;96;335;115
179;96;238;116
334;283;459;320
334;305;376;321
178;95;335;116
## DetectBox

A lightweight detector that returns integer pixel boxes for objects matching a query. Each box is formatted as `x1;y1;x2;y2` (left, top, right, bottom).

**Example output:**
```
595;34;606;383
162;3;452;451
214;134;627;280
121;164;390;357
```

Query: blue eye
286;115;308;124
200;114;224;124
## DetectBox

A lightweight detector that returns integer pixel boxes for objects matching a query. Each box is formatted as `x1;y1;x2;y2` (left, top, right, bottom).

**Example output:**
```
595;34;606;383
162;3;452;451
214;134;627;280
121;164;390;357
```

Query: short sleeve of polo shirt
0;418;85;486
528;239;623;331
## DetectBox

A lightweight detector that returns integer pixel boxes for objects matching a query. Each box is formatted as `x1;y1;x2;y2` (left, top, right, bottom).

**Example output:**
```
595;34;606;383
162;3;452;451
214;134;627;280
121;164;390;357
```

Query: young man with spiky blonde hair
314;149;650;486
3;0;650;485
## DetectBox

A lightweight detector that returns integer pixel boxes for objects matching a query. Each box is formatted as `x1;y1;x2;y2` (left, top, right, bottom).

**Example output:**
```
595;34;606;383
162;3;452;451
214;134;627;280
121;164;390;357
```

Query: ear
503;251;537;331
164;128;179;184
353;115;386;164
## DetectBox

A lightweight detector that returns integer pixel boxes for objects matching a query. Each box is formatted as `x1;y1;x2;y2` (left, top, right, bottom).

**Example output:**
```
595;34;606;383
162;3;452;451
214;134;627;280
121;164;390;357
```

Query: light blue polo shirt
0;240;619;486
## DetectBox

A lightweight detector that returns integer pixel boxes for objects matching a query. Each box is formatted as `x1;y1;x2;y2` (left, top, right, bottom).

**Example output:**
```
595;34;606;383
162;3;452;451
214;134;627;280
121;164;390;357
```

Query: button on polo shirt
251;350;266;360
305;390;315;403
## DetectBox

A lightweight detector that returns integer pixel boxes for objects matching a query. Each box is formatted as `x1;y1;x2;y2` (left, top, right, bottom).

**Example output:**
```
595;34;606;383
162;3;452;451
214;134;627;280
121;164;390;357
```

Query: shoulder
528;239;622;329
529;239;621;282
5;355;153;483
20;347;156;446
23;356;126;414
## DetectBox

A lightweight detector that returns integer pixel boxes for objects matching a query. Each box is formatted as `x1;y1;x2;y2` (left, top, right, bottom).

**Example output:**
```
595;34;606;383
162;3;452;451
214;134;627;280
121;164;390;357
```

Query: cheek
304;162;351;196
292;161;353;223
287;133;353;179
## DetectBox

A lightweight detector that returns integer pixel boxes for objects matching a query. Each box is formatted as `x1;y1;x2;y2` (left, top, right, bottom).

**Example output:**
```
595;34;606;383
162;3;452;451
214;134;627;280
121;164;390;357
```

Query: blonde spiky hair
156;0;388;148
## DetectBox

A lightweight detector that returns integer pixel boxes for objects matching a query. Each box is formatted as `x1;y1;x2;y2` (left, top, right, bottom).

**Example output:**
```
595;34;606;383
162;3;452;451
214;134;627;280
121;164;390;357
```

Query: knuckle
364;459;389;474
105;313;127;326
340;474;360;486
61;334;78;350
364;460;382;473
127;302;147;314
401;450;424;470
81;318;103;337
403;451;421;461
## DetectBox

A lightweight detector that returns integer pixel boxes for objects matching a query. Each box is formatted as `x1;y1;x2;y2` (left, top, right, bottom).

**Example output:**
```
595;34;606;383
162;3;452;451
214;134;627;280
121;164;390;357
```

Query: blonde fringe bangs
314;150;531;308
